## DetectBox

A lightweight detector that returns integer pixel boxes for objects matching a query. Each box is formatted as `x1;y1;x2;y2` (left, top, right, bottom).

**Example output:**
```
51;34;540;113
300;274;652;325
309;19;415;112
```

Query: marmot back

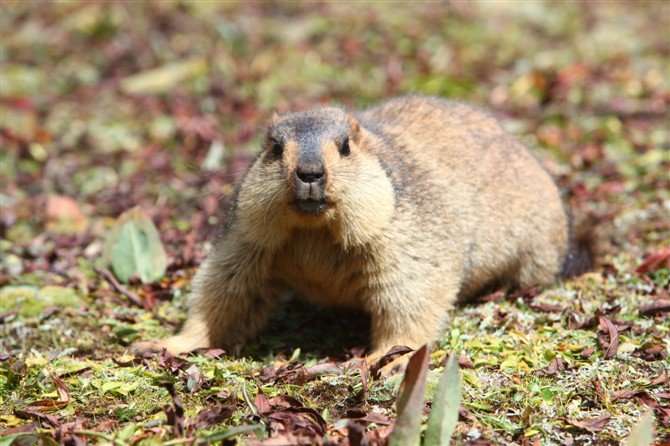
136;95;583;359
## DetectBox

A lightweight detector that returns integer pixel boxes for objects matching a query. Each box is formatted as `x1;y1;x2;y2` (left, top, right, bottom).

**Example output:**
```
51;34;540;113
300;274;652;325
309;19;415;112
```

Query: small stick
95;267;144;308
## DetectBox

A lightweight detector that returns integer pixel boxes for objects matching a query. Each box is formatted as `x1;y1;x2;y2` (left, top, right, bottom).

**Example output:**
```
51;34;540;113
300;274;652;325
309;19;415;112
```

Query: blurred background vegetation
1;1;669;445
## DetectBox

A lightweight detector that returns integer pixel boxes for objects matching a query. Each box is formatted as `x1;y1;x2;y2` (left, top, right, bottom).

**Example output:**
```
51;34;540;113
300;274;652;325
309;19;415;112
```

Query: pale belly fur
269;229;369;309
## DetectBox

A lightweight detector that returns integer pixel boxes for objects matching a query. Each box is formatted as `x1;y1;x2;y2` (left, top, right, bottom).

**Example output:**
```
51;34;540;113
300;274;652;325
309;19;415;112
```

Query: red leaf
639;299;670;316
390;345;430;444
566;414;611;432
52;374;70;404
267;407;327;438
636;248;670;274
14;408;60;427
369;345;414;379
634;341;667;361
24;374;71;412
46;195;88;233
190;404;235;429
650;371;669;387
458;353;474;369
543;357;566;376
598;316;619;359
580;346;595;359
254;392;272;416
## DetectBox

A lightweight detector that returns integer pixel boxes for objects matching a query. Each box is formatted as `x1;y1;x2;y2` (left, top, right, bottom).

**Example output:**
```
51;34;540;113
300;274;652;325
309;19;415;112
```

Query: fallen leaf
569;312;597;330
543;357;566;376
23;374;70;412
566;414;611;432
457;354;474;369
13;408;60;428
254;392;272;416
598;316;619;359
191;404;235;429
157;349;186;373
121;58;207;95
267;407;327;438
51;374;69;405
636;248;670;274
46;195;87;234
370;345;414;379
634;341;667;361
185;364;203;393
259;361;340;386
580;346;595;358
650;372;669;387
103;207;168;284
203;348;227;359
639;299;670;316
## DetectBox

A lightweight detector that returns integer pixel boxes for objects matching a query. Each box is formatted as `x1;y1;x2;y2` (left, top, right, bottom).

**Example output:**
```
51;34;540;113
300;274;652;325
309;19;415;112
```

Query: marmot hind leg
517;241;565;289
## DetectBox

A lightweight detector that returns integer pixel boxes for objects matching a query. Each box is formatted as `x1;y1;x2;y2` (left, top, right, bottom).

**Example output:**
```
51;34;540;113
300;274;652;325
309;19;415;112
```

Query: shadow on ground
244;299;372;360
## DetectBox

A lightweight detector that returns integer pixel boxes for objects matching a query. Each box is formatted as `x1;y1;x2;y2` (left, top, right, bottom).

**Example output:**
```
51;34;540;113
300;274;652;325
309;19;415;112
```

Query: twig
95;267;144;308
163;438;196;446
241;381;258;417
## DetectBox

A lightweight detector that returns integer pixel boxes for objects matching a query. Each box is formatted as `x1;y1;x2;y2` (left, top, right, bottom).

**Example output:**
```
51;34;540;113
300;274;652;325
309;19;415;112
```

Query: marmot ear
270;111;280;124
348;115;361;143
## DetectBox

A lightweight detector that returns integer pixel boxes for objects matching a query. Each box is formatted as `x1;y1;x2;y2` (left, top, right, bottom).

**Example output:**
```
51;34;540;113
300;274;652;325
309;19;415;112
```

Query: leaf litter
1;1;670;445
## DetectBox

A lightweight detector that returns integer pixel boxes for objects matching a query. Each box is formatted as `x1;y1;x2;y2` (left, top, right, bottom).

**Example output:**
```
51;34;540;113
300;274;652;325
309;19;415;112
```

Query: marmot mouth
293;199;329;215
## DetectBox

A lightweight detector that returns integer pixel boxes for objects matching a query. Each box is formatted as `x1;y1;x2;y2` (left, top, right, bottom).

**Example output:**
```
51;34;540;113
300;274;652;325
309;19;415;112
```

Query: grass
1;1;669;444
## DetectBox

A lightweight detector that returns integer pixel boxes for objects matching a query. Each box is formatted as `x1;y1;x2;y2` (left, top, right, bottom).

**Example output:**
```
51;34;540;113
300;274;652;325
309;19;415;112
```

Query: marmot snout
136;95;590;359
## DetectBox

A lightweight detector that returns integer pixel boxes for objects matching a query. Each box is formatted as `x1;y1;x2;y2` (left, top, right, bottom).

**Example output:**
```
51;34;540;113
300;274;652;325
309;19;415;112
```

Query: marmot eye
270;139;283;156
339;137;350;156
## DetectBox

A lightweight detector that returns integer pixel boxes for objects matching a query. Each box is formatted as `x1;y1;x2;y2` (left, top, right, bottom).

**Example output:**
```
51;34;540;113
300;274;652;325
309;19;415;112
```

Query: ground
1;1;669;445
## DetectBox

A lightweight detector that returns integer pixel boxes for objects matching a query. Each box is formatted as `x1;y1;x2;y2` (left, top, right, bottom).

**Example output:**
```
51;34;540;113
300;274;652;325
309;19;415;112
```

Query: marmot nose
296;164;324;184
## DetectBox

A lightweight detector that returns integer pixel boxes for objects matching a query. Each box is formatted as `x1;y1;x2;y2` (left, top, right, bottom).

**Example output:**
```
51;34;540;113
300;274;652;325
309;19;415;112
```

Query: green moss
0;285;83;317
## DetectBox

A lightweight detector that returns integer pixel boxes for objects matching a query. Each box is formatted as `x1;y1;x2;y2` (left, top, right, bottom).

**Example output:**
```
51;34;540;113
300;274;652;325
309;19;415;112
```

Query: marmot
137;95;588;359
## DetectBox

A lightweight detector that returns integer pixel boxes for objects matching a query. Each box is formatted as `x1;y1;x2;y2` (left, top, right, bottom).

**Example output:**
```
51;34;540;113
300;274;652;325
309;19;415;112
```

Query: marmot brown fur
137;95;588;359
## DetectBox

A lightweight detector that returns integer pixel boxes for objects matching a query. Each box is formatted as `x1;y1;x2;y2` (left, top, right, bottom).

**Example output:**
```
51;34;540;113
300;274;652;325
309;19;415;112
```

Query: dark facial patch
272;108;352;164
339;136;350;156
268;108;353;216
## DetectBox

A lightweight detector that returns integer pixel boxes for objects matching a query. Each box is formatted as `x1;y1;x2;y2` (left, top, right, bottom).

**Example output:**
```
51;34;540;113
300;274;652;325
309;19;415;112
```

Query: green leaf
624;410;654;446
424;354;461;446
120;58;207;95
104;207;167;284
116;423;138;441
389;345;430;446
0;435;19;446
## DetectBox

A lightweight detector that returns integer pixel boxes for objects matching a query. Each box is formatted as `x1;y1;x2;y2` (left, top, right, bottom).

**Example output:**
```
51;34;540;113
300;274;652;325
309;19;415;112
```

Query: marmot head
263;107;359;218
237;106;395;248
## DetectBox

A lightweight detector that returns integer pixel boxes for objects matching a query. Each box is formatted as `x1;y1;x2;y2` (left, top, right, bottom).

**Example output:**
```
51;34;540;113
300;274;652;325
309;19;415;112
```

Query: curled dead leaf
636;248;670;274
566;414;611;432
598;316;619;359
